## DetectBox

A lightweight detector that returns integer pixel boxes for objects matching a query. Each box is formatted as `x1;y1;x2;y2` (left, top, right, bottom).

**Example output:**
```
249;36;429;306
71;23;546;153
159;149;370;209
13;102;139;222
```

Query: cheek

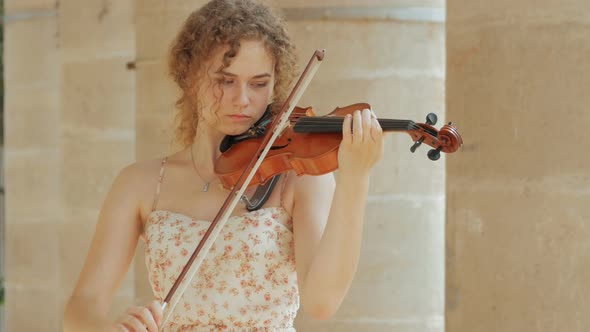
257;86;274;104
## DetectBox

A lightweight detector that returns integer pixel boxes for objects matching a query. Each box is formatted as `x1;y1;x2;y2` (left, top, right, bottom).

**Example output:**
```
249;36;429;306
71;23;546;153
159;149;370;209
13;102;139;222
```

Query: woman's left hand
338;108;384;177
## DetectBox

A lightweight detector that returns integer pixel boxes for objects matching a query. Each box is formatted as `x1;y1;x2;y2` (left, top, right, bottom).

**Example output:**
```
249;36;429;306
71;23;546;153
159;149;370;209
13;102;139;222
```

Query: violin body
214;105;348;189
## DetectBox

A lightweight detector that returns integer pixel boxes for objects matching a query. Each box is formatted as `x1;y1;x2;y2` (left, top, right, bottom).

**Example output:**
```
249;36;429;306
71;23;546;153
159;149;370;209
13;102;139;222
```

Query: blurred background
1;0;589;331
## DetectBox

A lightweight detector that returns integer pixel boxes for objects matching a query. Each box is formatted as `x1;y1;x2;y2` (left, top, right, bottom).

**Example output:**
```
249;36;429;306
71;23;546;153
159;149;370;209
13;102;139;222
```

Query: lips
226;114;252;121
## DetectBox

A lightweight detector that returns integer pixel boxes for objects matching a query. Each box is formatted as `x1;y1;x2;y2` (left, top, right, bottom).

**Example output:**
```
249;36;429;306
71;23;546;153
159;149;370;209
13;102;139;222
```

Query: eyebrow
217;70;272;79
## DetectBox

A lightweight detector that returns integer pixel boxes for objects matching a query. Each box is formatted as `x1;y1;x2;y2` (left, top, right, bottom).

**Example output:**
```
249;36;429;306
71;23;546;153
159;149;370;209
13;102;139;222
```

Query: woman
63;0;383;331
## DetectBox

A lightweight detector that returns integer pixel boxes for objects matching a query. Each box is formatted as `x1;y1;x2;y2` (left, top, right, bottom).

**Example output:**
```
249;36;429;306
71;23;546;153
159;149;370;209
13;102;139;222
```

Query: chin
221;124;253;136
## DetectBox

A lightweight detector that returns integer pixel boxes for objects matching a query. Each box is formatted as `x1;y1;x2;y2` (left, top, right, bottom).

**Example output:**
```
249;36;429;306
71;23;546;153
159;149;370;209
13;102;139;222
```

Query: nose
233;84;250;108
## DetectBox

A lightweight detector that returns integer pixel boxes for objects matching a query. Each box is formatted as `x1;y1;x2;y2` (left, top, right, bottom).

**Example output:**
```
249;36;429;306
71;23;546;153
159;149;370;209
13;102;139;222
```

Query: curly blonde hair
168;0;298;148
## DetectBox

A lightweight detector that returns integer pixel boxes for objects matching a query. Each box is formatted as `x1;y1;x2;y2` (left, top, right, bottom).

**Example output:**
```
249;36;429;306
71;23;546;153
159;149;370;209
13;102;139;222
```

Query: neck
191;124;226;177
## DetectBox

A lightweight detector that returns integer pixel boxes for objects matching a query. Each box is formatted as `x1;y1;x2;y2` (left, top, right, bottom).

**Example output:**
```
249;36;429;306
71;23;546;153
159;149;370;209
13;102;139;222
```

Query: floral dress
142;158;300;331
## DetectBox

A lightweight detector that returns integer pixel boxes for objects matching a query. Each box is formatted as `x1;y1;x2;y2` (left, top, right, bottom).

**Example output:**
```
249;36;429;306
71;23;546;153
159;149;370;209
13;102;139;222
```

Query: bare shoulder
113;157;165;189
109;156;170;219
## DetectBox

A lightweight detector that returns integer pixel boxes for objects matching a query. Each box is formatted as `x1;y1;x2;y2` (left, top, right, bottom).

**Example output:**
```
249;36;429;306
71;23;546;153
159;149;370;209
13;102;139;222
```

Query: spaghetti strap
279;171;290;210
151;157;168;212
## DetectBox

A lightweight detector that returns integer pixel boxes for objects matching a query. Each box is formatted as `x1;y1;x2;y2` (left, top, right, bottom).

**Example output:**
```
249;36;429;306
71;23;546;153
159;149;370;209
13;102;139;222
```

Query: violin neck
292;117;419;133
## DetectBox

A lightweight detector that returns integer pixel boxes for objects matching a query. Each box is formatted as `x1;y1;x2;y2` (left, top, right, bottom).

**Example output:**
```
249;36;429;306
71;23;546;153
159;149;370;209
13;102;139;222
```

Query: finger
113;324;130;332
148;300;164;327
371;116;384;160
352;110;362;144
130;307;157;332
122;316;146;332
342;114;353;146
370;112;383;143
362;109;372;143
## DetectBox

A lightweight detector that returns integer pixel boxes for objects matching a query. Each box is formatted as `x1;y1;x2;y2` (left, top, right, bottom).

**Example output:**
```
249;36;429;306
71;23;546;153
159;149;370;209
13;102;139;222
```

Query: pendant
202;182;210;192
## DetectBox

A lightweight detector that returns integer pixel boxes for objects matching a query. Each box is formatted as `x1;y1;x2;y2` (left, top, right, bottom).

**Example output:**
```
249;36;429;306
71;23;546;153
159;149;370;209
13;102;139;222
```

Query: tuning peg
426;113;438;126
427;147;442;161
410;136;425;153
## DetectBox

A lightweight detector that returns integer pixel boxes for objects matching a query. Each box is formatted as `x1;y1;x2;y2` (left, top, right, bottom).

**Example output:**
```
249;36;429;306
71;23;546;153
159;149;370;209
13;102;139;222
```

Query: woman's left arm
292;108;383;320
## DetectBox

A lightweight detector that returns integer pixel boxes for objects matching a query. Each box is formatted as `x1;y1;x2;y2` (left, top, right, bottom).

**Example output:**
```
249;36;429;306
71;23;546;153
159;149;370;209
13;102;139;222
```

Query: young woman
63;0;383;331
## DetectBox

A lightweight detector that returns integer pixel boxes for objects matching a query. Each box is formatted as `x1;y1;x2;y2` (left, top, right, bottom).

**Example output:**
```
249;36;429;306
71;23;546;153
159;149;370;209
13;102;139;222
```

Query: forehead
208;39;275;77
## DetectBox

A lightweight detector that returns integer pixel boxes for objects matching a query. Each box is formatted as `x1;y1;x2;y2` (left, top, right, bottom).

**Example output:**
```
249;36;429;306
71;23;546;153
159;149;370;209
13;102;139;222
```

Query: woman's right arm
63;163;160;331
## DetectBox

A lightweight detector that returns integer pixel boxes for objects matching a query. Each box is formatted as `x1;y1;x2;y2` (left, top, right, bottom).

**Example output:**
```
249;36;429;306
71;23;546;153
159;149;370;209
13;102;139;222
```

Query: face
198;39;275;136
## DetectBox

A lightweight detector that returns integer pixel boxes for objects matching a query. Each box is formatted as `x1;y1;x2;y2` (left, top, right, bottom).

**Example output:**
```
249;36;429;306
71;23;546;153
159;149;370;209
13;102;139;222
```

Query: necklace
190;144;211;192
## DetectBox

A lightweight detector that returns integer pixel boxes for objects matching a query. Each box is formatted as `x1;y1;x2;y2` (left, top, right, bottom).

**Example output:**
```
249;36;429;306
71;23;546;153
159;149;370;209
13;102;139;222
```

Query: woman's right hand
112;300;163;332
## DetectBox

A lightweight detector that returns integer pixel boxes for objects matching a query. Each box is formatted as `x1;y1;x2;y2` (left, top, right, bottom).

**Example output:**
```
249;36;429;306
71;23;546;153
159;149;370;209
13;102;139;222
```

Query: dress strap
151;157;168;212
279;171;290;210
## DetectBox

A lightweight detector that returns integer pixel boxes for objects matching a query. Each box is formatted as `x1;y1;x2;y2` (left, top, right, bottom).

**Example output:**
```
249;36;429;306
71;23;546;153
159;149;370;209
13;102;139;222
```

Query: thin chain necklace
190;143;211;192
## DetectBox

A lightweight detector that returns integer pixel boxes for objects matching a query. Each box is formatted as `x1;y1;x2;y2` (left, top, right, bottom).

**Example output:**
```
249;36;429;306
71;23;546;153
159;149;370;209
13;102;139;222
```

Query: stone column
3;1;61;331
3;0;135;331
446;1;590;331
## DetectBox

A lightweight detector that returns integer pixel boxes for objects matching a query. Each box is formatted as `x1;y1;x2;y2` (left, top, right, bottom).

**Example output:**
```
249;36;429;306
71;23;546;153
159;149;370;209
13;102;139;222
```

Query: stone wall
446;1;590;331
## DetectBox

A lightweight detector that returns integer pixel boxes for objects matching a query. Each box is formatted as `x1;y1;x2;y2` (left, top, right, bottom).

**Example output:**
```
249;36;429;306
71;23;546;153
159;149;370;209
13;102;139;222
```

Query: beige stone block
361;198;444;264
136;11;191;60
446;24;590;180
5;0;56;13
445;190;590;332
289;20;444;81
370;137;445;196
61;59;134;131
136;0;443;15
4;17;58;89
298;76;443;117
5;287;60;332
295;313;443;332
6;222;59;288
137;0;208;16
136;60;182;158
4;149;61;223
136;112;178;159
59;0;134;61
136;60;179;119
448;0;590;25
274;0;444;8
4;87;59;149
137;7;444;67
61;136;135;214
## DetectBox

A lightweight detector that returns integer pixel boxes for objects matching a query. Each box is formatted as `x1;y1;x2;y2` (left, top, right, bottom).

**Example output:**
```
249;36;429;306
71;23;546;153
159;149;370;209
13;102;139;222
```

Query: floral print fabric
143;206;299;331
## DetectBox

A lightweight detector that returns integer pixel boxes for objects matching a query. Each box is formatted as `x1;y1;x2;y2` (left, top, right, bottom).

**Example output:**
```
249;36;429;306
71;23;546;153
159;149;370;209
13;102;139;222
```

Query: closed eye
252;81;269;88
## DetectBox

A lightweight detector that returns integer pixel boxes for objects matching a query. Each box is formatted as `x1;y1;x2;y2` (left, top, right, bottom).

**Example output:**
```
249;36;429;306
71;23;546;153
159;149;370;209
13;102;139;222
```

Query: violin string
293;118;420;132
293;124;420;130
294;124;417;128
294;118;417;126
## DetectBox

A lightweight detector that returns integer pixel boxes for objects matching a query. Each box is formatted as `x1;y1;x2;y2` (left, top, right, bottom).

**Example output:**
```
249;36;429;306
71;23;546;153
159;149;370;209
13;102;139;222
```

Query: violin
214;102;463;190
